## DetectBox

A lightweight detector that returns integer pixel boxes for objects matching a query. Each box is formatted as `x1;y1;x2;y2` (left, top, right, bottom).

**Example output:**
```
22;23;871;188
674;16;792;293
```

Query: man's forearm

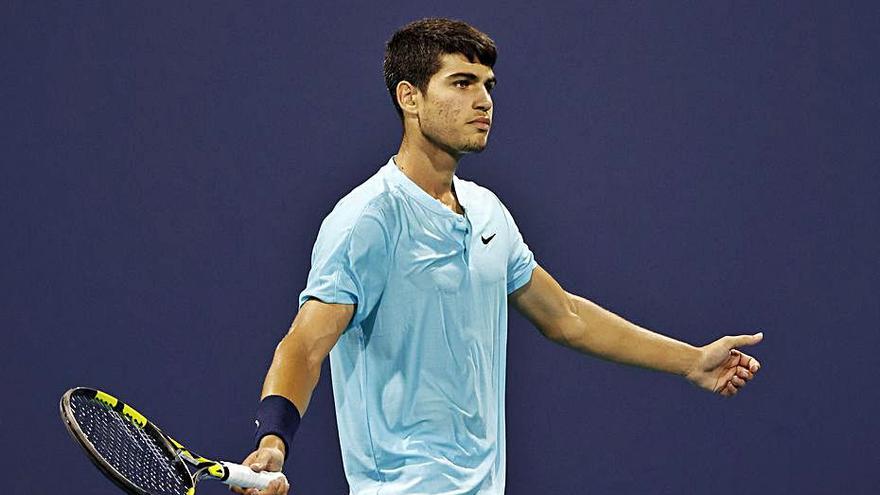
260;331;323;417
556;293;700;376
259;300;351;417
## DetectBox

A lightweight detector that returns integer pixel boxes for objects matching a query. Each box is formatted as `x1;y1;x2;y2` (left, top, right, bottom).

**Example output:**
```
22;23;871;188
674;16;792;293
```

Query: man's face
417;53;496;155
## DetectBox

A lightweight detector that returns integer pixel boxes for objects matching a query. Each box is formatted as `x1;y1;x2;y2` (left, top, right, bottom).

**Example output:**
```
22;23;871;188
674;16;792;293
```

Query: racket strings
70;393;191;495
111;405;186;487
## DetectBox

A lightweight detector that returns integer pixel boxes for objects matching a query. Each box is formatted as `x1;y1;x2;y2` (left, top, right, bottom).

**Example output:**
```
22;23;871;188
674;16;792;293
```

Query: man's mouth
469;117;491;130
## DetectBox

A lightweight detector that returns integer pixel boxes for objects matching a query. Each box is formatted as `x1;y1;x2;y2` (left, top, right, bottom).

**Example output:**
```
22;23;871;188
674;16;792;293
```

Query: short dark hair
383;18;497;118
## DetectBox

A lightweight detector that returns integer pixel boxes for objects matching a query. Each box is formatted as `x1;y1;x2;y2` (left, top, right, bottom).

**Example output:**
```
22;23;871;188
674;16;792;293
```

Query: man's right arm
231;299;353;495
261;299;354;417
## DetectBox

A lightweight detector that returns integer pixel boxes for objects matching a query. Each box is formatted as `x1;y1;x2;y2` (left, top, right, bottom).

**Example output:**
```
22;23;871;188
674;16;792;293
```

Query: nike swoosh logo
481;233;496;244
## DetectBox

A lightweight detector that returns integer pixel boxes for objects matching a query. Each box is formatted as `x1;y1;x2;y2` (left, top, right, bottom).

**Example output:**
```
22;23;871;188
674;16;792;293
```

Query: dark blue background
2;2;878;494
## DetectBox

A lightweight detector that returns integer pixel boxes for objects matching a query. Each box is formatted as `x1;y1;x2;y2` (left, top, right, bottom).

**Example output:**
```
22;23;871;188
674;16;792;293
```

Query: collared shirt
299;156;537;495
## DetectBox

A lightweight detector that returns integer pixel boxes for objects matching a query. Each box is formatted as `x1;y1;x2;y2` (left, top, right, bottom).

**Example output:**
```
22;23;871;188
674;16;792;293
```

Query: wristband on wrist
254;395;301;460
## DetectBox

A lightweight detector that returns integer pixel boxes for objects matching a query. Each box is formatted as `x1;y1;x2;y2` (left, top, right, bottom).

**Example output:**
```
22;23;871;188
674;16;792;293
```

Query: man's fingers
265;479;280;495
249;451;271;472
230;449;284;494
734;352;761;373
720;366;738;385
253;478;289;495
724;333;762;376
735;366;753;380
265;477;289;495
726;350;741;368
724;382;738;396
730;376;746;387
727;332;763;349
748;356;761;373
261;479;280;495
240;452;258;468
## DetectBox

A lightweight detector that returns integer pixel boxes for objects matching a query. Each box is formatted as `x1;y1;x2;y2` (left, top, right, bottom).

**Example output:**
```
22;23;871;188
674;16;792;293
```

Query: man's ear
396;81;419;116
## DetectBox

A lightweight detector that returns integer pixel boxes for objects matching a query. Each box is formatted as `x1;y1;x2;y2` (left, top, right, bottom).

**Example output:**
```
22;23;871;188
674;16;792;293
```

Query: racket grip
221;462;287;489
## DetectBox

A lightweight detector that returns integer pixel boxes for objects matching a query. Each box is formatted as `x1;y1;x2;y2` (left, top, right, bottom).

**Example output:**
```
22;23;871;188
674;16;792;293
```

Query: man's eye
455;80;470;88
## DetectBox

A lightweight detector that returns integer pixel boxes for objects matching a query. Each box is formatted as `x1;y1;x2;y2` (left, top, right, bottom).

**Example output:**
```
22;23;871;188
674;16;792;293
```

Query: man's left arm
509;265;762;396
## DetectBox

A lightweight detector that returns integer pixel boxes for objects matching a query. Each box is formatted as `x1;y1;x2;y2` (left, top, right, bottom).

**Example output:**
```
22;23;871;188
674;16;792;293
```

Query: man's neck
394;135;463;212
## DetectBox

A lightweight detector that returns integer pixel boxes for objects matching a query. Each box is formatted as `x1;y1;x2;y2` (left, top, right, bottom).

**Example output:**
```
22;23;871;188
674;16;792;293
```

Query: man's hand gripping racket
231;439;288;495
60;387;289;495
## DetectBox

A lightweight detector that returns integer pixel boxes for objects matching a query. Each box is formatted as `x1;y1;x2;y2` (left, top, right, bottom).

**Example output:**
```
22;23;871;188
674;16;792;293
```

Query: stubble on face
419;98;487;155
417;54;493;156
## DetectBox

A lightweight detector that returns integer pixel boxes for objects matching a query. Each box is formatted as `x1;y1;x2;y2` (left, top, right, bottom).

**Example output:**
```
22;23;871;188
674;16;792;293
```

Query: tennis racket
60;387;287;495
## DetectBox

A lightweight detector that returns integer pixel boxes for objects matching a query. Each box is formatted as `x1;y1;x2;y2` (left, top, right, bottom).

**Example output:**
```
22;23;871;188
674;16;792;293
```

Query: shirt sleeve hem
298;291;358;309
506;260;538;294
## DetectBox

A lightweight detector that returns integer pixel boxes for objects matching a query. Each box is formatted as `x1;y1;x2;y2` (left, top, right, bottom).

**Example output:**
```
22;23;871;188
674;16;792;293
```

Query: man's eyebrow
446;72;497;84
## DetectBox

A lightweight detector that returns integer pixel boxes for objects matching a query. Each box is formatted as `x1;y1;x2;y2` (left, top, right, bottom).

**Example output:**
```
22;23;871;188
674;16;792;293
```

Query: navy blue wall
2;2;878;494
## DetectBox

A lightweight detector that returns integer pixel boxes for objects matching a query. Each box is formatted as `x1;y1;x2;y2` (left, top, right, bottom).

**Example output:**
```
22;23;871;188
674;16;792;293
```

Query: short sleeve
502;203;537;294
298;204;390;328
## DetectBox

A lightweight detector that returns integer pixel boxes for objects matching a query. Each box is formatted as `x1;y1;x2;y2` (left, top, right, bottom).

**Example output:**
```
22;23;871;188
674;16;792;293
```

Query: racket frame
60;387;231;495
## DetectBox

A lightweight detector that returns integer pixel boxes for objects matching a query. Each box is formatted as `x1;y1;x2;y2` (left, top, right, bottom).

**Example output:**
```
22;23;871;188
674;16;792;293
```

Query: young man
233;18;762;495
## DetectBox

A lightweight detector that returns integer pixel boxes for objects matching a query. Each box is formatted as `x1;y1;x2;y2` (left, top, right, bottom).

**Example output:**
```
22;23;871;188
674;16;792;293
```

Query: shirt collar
384;156;468;218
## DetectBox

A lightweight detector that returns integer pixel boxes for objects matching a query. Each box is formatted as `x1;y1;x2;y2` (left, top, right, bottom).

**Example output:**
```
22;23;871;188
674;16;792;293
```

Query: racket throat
193;462;230;482
170;437;227;480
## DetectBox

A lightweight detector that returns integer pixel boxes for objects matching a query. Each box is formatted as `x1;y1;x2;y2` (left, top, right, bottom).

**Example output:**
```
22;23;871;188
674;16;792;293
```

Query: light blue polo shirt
299;156;537;495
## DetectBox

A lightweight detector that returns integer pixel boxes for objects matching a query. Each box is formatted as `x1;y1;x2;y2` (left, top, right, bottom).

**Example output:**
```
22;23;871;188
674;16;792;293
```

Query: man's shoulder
456;175;507;212
321;164;398;231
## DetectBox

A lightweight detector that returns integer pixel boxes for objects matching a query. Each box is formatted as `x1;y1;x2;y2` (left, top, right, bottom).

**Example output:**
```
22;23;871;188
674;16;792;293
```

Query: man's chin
461;140;488;154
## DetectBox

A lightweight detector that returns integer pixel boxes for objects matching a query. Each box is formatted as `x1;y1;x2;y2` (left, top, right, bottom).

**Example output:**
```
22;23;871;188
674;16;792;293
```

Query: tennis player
232;18;763;495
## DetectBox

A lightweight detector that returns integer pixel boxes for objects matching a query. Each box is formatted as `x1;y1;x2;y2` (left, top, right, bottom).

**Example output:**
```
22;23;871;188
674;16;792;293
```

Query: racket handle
221;462;287;489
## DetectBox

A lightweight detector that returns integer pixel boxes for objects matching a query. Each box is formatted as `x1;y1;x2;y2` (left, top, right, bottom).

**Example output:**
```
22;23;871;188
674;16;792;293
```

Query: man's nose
474;88;492;112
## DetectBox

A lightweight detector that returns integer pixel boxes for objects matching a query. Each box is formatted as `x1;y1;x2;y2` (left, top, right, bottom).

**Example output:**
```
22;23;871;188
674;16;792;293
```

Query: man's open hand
686;333;763;397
